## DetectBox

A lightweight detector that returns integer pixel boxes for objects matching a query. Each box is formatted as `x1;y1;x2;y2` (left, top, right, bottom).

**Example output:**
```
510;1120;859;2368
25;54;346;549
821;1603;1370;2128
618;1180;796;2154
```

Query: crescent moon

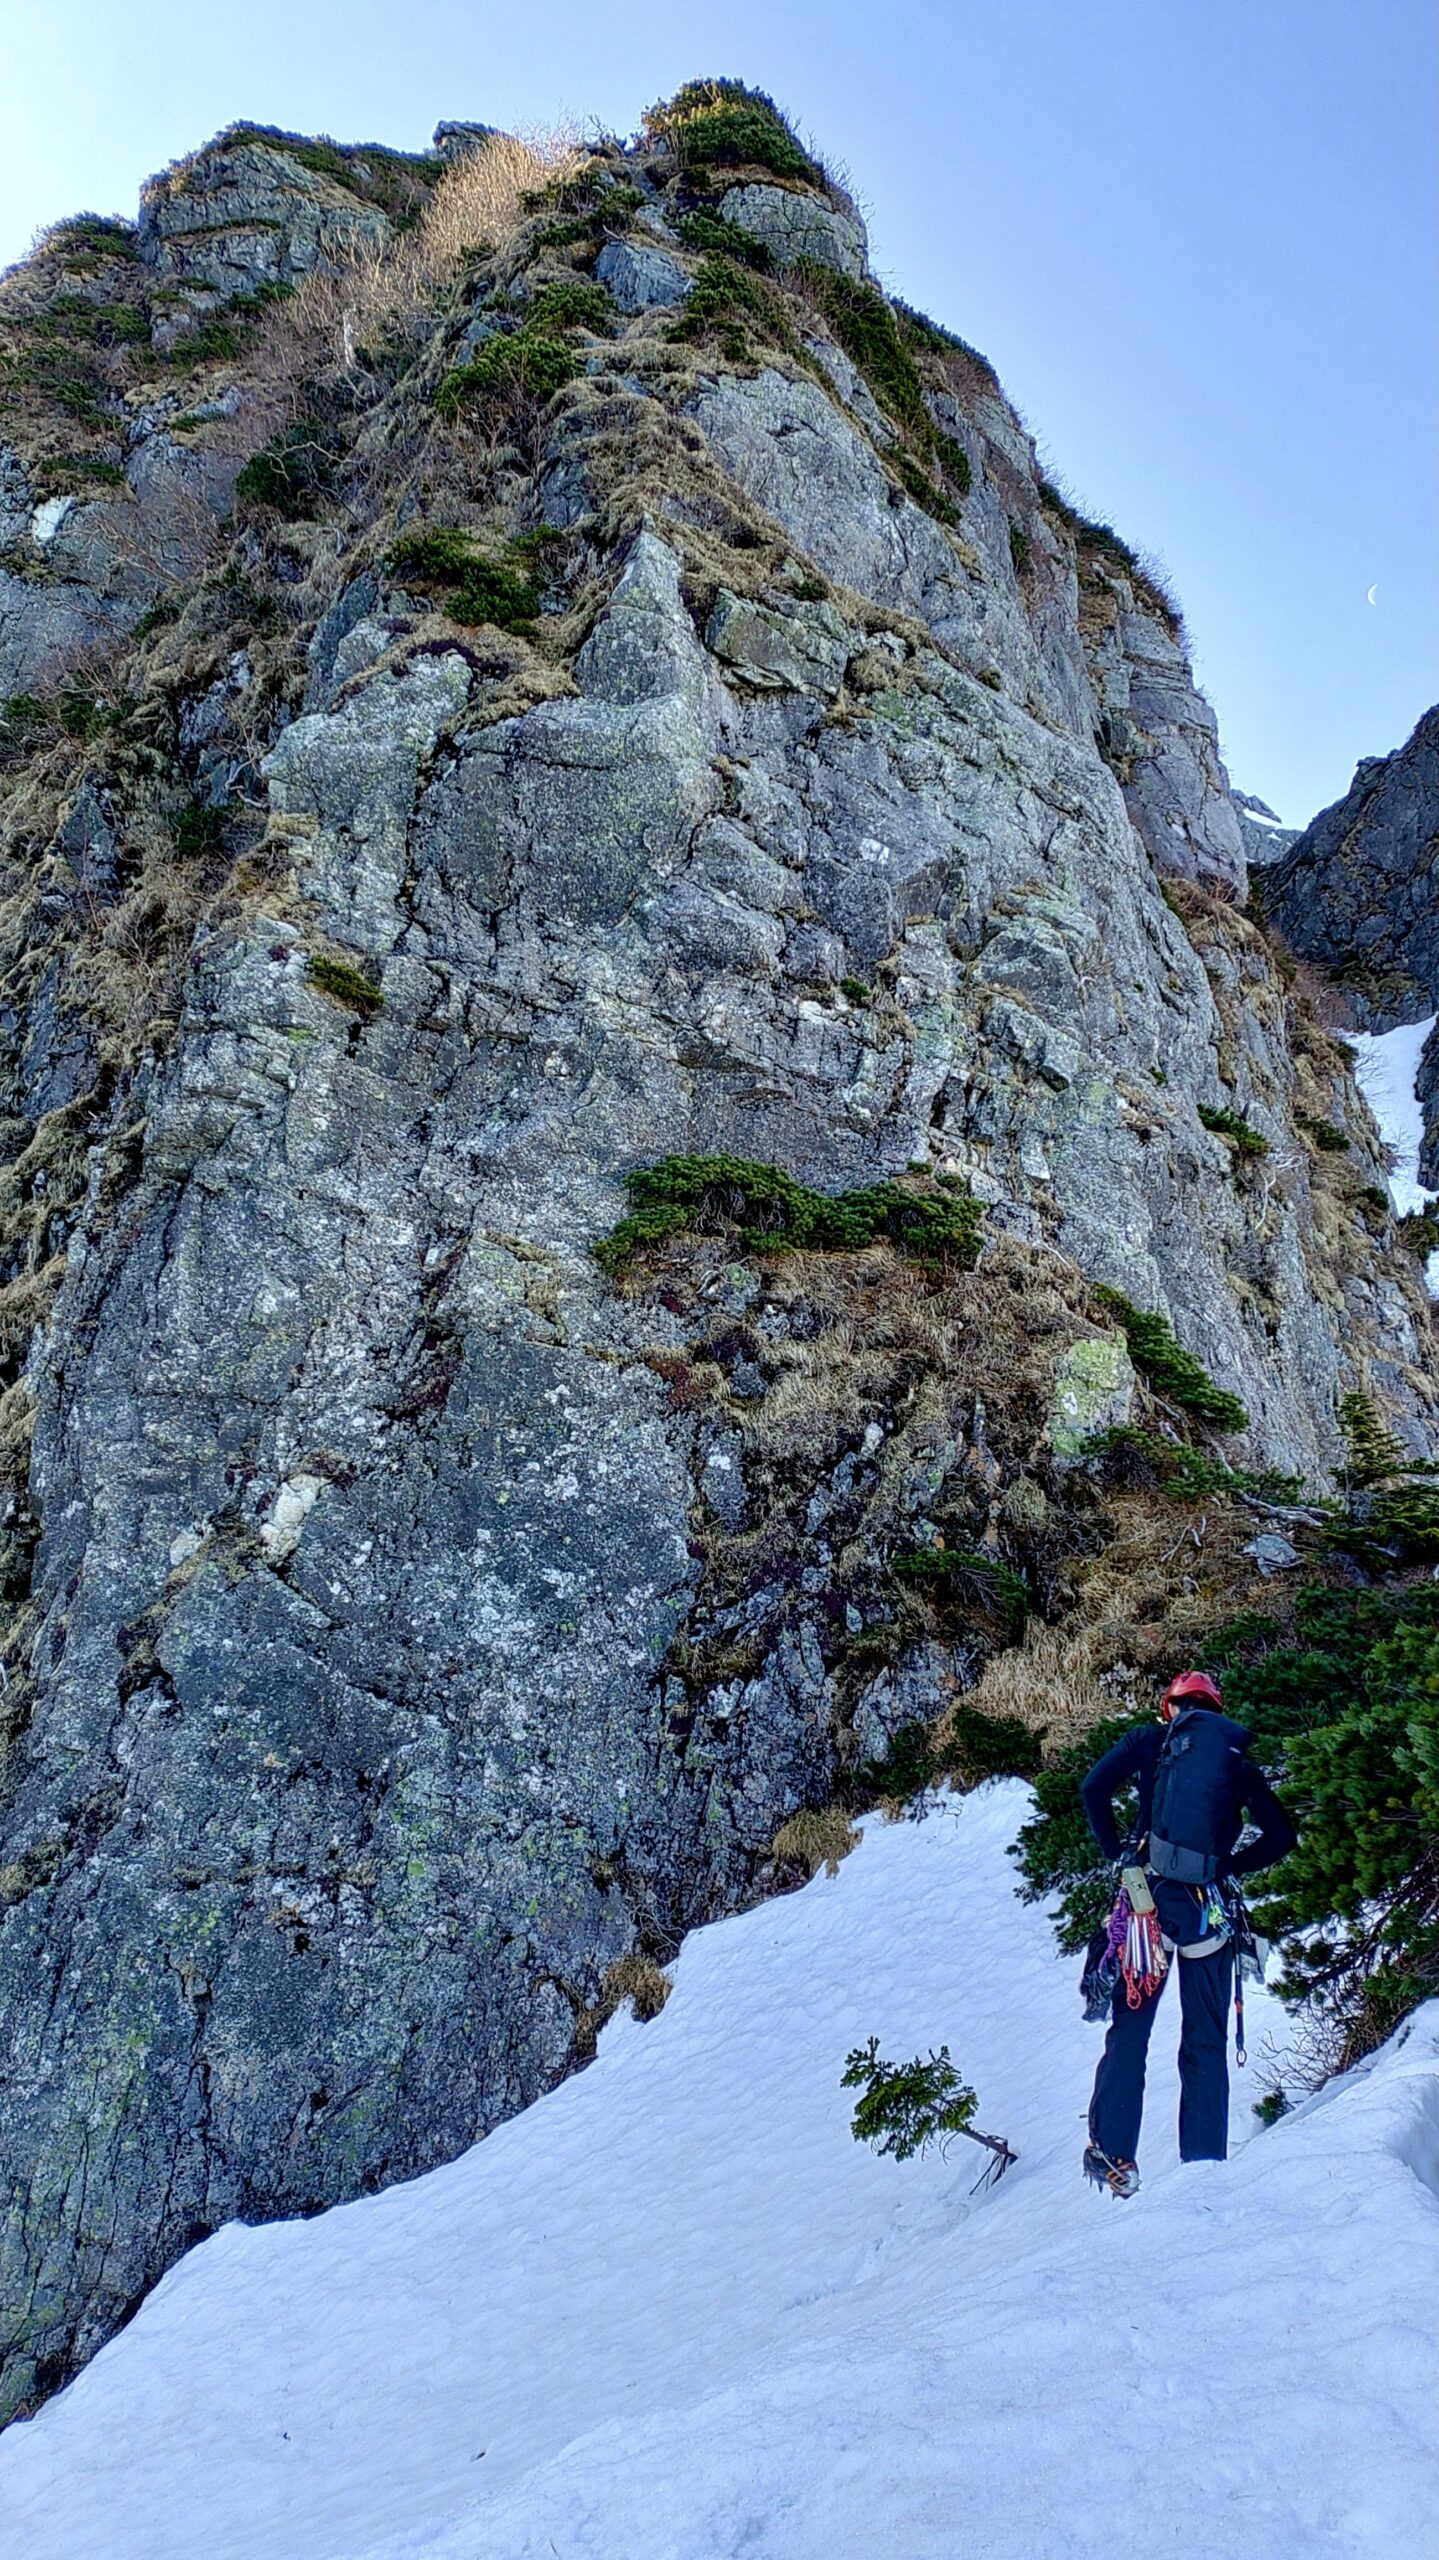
1367;584;1379;605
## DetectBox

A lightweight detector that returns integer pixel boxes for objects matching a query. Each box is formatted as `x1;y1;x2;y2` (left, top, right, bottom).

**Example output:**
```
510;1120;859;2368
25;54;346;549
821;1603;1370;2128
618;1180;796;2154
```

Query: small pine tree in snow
842;2038;1016;2182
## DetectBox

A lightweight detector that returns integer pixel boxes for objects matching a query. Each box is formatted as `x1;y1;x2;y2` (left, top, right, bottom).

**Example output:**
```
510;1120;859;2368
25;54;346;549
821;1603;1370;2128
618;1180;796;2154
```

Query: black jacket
1080;1719;1295;1876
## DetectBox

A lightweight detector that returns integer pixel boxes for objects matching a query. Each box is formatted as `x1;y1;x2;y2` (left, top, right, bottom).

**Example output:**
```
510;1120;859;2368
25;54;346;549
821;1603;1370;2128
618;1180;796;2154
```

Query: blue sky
2;0;1433;822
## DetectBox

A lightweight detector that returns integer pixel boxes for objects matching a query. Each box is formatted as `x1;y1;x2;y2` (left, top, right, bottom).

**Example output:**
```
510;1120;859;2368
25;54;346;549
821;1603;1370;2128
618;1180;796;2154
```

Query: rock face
1265;705;1439;1176
718;183;869;277
1265;706;1439;1024
0;103;1433;2419
137;130;394;303
594;239;691;311
1083;584;1249;890
1233;790;1301;870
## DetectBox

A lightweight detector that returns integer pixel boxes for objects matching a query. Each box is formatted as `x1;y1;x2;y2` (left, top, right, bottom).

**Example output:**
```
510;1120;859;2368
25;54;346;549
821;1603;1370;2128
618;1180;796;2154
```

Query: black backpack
1147;1707;1250;1884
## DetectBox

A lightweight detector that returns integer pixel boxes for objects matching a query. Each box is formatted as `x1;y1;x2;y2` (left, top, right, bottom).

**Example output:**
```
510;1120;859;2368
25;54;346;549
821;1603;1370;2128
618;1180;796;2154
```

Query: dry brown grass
244;126;585;399
772;1807;860;1877
956;1621;1111;1756
68;844;214;1050
1064;1486;1273;1679
600;1950;672;2022
571;1949;672;2060
421;128;585;266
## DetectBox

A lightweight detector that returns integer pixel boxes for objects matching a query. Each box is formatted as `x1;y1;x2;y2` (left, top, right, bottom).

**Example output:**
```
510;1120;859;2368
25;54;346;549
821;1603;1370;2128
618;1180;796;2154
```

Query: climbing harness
1083;1863;1169;2019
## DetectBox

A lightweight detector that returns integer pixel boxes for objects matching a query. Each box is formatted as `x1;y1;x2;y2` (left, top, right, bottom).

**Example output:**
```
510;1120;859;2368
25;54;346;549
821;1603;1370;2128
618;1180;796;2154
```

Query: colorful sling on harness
1121;1894;1169;2005
1103;1883;1169;2007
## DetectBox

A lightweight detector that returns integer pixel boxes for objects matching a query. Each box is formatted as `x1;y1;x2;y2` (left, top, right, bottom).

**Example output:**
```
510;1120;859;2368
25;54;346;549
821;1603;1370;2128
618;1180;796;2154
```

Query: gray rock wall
0;116;1433;2419
1264;704;1439;1180
138;134;393;301
1264;706;1439;1026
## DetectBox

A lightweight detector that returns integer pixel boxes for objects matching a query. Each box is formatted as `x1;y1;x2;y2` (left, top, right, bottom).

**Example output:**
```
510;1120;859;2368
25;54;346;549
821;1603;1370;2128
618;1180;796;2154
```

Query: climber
1079;1668;1295;2197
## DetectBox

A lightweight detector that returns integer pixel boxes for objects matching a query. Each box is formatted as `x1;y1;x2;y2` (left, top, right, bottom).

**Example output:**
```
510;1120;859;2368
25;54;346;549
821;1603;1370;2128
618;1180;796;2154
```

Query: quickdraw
1119;1892;1169;2008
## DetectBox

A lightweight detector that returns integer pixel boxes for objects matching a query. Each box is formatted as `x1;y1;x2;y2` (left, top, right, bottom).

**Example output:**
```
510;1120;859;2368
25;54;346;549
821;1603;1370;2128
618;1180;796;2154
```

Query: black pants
1088;1942;1234;2164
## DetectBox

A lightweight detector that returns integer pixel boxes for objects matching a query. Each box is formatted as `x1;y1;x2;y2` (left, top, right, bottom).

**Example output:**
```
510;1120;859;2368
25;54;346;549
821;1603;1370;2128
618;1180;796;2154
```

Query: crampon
1082;2142;1140;2198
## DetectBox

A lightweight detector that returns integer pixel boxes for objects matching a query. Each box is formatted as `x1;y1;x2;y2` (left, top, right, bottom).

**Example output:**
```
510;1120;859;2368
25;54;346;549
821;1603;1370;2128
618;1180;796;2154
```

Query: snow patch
1;1785;1434;2560
1346;1017;1434;1215
1346;1016;1438;1289
29;496;74;545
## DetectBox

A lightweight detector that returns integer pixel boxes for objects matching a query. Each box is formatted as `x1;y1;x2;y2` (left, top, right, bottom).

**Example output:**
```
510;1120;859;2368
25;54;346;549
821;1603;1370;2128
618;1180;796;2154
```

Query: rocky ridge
1264;704;1439;1180
0;85;1433;2416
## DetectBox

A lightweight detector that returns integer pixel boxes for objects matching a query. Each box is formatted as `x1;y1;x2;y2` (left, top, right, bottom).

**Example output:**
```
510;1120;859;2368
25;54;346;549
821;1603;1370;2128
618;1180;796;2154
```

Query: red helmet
1160;1669;1223;1719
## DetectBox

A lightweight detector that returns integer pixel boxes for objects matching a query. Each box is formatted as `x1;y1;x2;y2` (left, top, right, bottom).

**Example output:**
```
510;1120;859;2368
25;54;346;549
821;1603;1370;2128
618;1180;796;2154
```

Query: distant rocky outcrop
0;81;1432;2421
1233;789;1300;870
1265;707;1439;1022
138;129;396;317
1265;705;1439;1175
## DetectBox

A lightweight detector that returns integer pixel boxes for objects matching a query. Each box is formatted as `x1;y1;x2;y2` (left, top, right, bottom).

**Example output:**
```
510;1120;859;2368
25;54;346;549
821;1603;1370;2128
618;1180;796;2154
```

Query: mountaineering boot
1082;2142;1140;2198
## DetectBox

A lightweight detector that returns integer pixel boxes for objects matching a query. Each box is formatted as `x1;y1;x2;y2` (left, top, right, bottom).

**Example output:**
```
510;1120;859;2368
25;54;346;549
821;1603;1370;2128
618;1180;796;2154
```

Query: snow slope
1;1783;1435;2560
1347;1016;1439;1291
1347;1015;1436;1217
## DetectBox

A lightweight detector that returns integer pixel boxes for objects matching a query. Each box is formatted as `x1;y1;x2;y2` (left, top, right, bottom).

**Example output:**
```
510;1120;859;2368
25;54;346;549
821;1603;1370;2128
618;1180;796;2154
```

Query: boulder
594;238;691;312
718;183;868;277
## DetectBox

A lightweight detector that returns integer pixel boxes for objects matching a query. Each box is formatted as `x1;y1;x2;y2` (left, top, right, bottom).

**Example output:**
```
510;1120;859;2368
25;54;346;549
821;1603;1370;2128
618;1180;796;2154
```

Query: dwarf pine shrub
51;214;140;265
307;953;384;1018
235;422;337;517
594;1154;982;1274
857;1703;1041;1805
1;695;47;741
892;299;1000;388
933;432;973;494
172;802;229;859
892;447;959;524
842;2038;978;2158
1091;1285;1248;1432
1036;476;1181;632
675;208;775;271
1326;1390;1439;1564
892;1546;1029;1639
667;251;795;363
435;328;579;428
1397;1208;1439;1259
523;276;615;335
843;2039;1016;2179
387;526;541;631
799;268;930;437
794;265;972;518
529;181;643;253
1012;1708;1149;1950
1083;1425;1303;1507
643;79;821;185
1338;1390;1419;1490
1198;1102;1270;1158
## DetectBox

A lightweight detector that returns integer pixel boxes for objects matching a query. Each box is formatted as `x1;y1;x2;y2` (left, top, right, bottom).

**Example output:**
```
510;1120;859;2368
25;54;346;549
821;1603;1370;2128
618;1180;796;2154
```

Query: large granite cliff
0;91;1432;2413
